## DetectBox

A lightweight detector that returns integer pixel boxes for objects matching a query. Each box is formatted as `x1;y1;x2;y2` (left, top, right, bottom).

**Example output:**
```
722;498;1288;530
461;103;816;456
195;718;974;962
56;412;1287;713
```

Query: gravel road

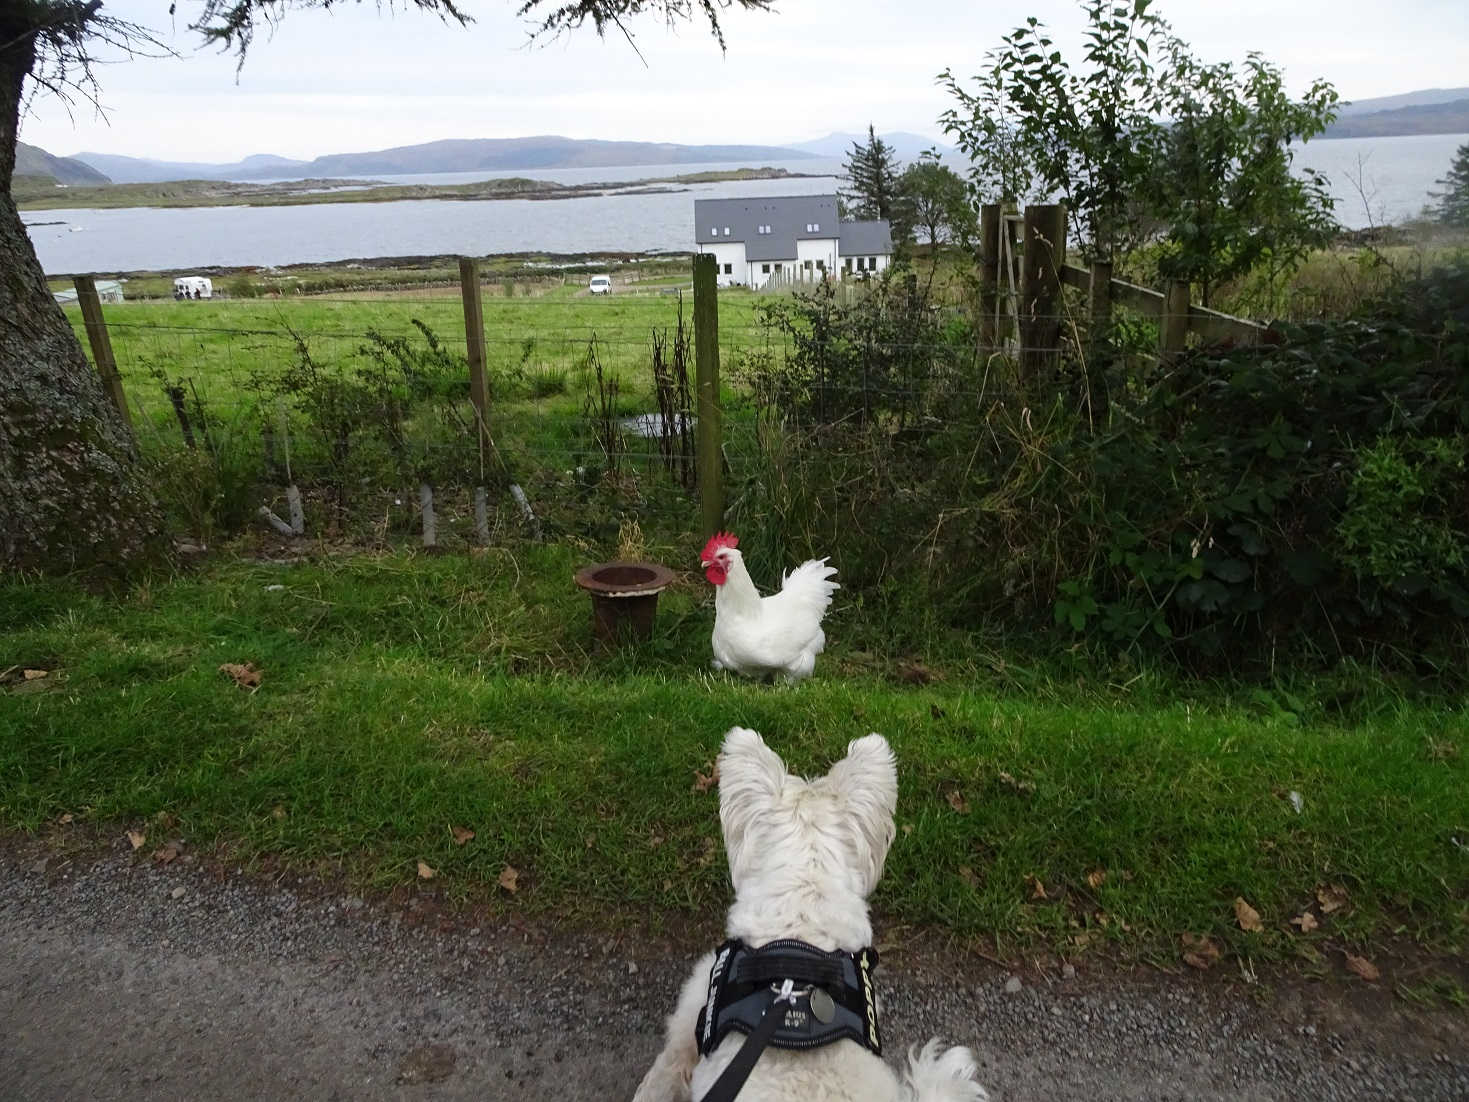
2;838;1464;1101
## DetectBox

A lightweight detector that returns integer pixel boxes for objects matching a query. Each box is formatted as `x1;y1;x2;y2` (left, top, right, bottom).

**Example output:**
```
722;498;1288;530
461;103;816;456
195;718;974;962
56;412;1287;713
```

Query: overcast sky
18;0;1469;162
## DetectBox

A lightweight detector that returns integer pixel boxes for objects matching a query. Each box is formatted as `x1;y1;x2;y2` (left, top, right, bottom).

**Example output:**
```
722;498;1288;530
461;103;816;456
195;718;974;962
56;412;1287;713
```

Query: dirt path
2;839;1464;1101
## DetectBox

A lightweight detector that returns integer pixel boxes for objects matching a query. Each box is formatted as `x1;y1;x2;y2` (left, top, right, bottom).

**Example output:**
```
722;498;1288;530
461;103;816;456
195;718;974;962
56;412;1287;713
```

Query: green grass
66;288;765;420
2;550;1465;966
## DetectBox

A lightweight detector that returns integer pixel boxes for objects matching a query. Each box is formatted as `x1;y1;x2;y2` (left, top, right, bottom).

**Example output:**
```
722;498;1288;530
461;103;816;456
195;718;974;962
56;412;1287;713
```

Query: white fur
632;727;988;1102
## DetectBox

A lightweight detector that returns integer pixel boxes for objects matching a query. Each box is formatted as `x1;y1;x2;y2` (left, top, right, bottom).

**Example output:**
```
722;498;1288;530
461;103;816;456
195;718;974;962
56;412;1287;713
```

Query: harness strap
731;951;845;988
696;988;781;1102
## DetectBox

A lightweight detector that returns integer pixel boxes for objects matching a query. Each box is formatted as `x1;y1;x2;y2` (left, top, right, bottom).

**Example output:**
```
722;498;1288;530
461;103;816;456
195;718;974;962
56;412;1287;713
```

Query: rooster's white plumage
701;531;839;683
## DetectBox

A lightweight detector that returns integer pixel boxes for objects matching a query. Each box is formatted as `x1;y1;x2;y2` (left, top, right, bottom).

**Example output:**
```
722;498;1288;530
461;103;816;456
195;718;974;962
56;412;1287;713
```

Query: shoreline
16;166;825;212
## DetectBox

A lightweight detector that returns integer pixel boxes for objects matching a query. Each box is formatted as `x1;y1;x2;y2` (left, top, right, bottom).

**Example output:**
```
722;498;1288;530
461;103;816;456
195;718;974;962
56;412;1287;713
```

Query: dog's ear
826;733;898;896
718;726;787;881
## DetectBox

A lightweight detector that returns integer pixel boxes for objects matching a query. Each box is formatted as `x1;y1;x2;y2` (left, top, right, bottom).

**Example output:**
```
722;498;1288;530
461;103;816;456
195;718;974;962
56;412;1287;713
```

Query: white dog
632;727;988;1102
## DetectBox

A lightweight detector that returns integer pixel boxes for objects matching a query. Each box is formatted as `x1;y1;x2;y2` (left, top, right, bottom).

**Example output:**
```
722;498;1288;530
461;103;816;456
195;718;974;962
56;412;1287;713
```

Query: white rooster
700;531;840;683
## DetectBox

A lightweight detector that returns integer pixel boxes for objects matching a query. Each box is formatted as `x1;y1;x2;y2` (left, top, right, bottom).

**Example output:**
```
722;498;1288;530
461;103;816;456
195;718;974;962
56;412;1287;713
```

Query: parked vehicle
588;275;613;295
173;276;213;300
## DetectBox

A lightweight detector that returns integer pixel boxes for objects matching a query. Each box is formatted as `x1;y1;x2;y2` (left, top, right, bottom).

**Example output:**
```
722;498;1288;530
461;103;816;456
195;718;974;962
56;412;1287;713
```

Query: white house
694;195;893;289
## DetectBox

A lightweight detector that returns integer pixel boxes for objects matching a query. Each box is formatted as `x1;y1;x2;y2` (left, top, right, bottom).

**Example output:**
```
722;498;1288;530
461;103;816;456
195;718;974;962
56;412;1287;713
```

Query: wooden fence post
73;275;133;433
693;254;723;539
1019;204;1067;376
977;204;1001;350
459;257;491;468
1161;279;1190;362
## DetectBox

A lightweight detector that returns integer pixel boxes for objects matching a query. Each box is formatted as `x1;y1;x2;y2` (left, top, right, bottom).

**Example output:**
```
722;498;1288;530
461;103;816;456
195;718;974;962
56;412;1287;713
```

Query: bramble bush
732;261;1469;673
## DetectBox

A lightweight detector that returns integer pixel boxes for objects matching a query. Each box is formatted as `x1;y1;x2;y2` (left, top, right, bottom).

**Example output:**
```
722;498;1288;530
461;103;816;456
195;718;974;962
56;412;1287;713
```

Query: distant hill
790;131;957;162
1323;97;1469;139
1336;87;1469;118
305;137;816;177
72;137;816;183
16;142;110;185
74;151;309;184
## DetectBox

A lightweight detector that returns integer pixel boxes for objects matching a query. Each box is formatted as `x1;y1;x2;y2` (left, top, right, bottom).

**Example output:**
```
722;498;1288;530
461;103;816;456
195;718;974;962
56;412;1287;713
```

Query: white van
588;275;613;295
174;276;213;300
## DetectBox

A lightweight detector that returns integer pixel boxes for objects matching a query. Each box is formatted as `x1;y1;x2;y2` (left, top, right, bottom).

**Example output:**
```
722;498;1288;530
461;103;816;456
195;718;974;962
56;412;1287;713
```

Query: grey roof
695;194;889;262
839;220;893;256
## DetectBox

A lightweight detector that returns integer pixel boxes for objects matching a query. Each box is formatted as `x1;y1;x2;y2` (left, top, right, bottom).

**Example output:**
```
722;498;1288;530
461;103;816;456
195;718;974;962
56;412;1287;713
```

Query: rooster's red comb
701;531;738;562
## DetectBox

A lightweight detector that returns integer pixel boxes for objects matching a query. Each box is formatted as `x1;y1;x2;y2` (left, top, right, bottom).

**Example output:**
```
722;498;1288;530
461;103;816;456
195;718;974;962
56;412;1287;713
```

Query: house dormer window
813;222;820;232
723;227;731;235
710;227;718;236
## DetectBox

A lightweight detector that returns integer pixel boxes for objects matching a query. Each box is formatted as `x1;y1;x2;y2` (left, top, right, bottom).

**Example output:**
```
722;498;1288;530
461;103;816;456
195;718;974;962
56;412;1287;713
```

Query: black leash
695;983;788;1102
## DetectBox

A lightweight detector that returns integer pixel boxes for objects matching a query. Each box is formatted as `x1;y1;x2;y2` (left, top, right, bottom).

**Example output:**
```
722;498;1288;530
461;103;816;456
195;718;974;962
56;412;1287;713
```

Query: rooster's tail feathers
779;557;840;613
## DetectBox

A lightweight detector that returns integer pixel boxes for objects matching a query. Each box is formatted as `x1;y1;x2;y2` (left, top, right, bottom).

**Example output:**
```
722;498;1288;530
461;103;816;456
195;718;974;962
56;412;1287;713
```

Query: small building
174;276;214;300
694;195;893;289
52;279;123;306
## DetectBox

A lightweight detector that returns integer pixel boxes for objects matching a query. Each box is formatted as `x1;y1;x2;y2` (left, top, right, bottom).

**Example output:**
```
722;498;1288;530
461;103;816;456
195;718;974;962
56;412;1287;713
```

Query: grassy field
66;281;767;409
2;549;1465;982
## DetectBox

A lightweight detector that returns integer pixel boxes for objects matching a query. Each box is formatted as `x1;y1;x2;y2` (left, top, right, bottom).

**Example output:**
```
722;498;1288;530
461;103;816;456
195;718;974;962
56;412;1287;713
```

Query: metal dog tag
809;987;836;1024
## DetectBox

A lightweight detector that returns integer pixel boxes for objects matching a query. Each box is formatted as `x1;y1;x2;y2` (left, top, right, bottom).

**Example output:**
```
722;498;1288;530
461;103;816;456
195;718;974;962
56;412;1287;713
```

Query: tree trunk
0;29;165;573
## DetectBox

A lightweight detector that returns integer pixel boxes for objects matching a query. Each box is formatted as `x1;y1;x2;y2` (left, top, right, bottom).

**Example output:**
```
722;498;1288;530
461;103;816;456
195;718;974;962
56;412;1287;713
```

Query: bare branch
516;0;774;53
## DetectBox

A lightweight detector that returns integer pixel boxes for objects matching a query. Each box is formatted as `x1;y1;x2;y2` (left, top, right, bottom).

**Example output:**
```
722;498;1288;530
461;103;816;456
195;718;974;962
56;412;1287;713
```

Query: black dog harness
694;938;882;1102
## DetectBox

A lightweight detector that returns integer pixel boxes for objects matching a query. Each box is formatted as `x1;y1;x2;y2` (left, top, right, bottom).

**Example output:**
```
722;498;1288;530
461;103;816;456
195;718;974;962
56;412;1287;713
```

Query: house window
804;223;812;233
723;227;731;236
812;223;820;233
710;227;718;236
856;258;865;271
723;263;732;275
803;260;814;270
816;260;825;271
761;264;771;273
844;258;853;271
869;256;877;267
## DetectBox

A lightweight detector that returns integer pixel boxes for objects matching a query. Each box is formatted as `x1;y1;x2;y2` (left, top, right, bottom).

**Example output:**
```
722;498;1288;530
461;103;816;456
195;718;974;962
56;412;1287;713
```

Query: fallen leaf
1180;932;1221;970
152;840;183;864
154;811;177;828
1086;868;1107;890
126;829;146;850
450;825;475;846
648;831;665;849
959;865;980;888
1027;875;1048;900
998;770;1036;793
417;860;436;880
1344;952;1380;982
901;823;914;836
497;865;519;893
945;789;970;814
218;662;262;690
1288;790;1304;814
1234;897;1263;933
271;805;287;820
696;836;717;867
58;812;73;825
1316;883;1349;914
23;669;48;681
1290;911;1320;932
396;1042;457;1085
692;761;719;794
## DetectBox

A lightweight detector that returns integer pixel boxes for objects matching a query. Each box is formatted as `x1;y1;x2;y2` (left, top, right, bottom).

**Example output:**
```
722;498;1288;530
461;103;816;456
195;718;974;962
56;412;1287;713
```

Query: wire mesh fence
70;249;1256;559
